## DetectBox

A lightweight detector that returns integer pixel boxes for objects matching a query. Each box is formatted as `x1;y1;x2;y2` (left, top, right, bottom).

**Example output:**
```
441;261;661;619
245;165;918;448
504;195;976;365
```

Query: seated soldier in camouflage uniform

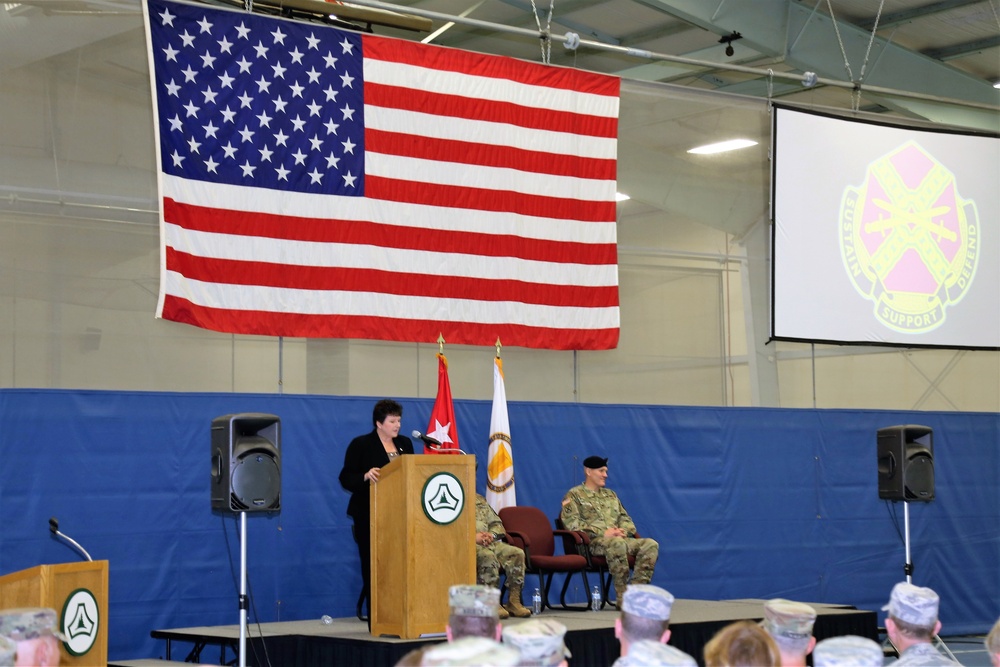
560;456;659;607
475;493;532;619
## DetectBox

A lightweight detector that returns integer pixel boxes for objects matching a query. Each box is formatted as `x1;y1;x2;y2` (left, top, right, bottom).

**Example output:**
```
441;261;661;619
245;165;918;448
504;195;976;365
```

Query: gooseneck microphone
411;430;442;446
49;517;93;562
412;430;467;454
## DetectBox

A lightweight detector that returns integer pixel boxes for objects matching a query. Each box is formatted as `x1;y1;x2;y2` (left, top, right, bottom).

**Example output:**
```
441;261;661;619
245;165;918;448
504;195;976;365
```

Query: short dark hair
891;615;935;640
621;613;669;643
373;399;402;428
448;613;499;639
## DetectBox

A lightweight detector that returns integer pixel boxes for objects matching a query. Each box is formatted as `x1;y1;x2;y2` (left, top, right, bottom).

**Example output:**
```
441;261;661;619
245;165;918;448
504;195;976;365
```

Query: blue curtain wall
0;389;996;660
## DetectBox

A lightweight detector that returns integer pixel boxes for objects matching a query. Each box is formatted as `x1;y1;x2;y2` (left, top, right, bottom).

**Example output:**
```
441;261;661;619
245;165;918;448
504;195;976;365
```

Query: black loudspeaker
211;413;281;512
877;424;934;502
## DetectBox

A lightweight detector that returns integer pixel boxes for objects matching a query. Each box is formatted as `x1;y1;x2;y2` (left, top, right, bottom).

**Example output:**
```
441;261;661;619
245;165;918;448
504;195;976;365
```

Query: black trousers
353;521;371;624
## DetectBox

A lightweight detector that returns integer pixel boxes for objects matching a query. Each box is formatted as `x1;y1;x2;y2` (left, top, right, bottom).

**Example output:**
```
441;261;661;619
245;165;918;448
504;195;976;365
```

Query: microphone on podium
49;517;93;562
411;430;442;446
411;430;467;455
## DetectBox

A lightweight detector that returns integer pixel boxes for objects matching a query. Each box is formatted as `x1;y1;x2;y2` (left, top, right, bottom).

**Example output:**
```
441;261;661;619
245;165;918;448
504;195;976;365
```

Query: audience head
614;640;697;666
420;636;520;666
0;637;15;667
986;616;1000;667
812;635;883;667
447;585;501;641
501;618;571;667
703;620;781;667
761;598;817;662
882;581;941;641
616;584;674;651
0;608;64;667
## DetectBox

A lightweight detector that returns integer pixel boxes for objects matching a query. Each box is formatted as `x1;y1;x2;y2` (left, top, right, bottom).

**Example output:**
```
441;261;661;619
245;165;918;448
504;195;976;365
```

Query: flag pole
438;332;445;354
495;337;502;358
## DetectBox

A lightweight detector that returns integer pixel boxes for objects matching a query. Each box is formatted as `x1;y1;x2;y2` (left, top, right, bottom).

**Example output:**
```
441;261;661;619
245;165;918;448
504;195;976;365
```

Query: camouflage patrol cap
0;636;15;666
501;618;571;666
621;584;675;621
0;608;65;642
583;456;608;469
812;635;883;667
761;599;816;649
420;636;520;666
614;640;698;667
449;585;501;618
882;581;939;627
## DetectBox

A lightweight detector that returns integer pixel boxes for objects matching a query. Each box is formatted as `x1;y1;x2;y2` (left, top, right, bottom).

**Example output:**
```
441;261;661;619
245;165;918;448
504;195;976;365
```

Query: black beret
583;456;608;469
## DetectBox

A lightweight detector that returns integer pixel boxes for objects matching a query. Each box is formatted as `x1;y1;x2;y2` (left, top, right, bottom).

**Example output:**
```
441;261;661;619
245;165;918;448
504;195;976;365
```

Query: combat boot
498;605;510;620
503;581;533;618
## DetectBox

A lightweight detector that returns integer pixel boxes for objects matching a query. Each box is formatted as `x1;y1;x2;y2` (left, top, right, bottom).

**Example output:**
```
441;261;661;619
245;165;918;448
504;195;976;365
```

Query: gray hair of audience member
703;620;781;667
0;636;15;667
986;617;1000;661
761;599;817;654
501;619;571;667
812;635;884;667
448;585;501;640
613;639;698;667
420;636;521;667
882;581;939;630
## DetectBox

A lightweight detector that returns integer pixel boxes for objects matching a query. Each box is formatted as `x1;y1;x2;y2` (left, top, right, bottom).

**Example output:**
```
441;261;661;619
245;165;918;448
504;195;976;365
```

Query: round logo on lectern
61;588;99;656
421;472;465;525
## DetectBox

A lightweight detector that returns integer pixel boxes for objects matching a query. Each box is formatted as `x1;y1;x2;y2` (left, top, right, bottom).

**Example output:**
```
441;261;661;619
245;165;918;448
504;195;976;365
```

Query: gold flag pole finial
437;333;445;354
495;337;502;358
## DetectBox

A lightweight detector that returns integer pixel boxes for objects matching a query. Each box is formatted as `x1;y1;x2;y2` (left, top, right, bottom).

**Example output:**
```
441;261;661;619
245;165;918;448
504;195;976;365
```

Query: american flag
144;0;621;350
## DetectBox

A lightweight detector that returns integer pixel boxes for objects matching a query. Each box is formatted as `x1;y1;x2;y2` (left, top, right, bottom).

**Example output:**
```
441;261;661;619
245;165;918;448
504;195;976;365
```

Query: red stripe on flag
365;129;616;181
161;295;621;350
365;83;618;139
364;176;617;222
164;199;618;265
165;248;620;307
363;35;621;99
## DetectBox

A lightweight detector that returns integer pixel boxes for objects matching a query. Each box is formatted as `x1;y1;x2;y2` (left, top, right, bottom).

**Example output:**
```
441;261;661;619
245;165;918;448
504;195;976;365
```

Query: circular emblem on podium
421;472;465;525
61;588;99;656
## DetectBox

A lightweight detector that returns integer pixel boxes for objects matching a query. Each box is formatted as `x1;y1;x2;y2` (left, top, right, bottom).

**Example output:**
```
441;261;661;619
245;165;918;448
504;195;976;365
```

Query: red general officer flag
425;353;460;454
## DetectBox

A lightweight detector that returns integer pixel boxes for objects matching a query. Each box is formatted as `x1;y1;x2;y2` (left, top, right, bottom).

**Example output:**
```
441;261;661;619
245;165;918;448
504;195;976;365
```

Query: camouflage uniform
476;494;525;589
475;494;531;617
560;484;658;601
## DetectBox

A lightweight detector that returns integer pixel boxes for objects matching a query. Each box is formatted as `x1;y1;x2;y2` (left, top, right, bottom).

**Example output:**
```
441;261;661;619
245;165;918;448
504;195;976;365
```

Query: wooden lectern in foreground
0;560;109;666
370;455;475;638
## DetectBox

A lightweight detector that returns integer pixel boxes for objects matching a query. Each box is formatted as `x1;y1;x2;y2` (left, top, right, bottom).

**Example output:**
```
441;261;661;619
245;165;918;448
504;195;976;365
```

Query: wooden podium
0;560;109;666
370;455;475;638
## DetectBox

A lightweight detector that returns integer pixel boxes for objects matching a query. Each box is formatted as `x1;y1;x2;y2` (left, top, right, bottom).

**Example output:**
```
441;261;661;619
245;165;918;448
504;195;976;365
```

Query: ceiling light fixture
687;139;758;155
994;80;1000;89
615;192;630;202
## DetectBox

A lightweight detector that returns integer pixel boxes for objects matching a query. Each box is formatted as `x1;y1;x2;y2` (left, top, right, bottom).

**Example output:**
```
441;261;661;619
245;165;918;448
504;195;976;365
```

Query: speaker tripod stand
883;501;959;664
238;510;249;667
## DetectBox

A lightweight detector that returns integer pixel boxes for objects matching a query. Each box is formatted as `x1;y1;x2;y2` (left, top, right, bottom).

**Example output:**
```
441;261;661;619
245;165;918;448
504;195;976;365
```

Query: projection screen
771;105;999;349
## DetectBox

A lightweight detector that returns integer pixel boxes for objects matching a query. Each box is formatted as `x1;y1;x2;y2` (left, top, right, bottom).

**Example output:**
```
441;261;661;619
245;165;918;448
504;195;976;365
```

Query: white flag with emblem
486;356;516;511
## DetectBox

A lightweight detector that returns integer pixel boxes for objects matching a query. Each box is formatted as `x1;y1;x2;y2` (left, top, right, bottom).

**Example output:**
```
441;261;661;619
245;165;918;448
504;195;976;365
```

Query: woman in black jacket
338;399;414;623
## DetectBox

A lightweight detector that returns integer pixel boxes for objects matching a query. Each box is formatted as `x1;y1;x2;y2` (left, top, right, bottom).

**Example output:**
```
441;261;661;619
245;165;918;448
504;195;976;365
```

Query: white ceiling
1;0;997;239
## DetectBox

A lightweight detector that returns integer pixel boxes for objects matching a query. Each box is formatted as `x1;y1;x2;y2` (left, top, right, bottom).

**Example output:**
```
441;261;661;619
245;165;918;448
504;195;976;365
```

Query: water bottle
591;585;601;611
532;587;542;615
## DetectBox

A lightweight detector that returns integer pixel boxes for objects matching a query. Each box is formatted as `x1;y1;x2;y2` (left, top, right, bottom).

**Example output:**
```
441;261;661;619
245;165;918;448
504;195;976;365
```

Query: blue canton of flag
148;0;365;196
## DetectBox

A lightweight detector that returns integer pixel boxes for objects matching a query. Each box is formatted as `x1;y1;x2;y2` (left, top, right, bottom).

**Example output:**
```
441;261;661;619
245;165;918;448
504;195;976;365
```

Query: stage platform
120;599;877;667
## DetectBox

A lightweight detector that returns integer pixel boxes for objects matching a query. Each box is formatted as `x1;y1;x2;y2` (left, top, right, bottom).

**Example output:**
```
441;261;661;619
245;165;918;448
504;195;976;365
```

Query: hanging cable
857;0;886;84
825;0;854;89
529;0;555;64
